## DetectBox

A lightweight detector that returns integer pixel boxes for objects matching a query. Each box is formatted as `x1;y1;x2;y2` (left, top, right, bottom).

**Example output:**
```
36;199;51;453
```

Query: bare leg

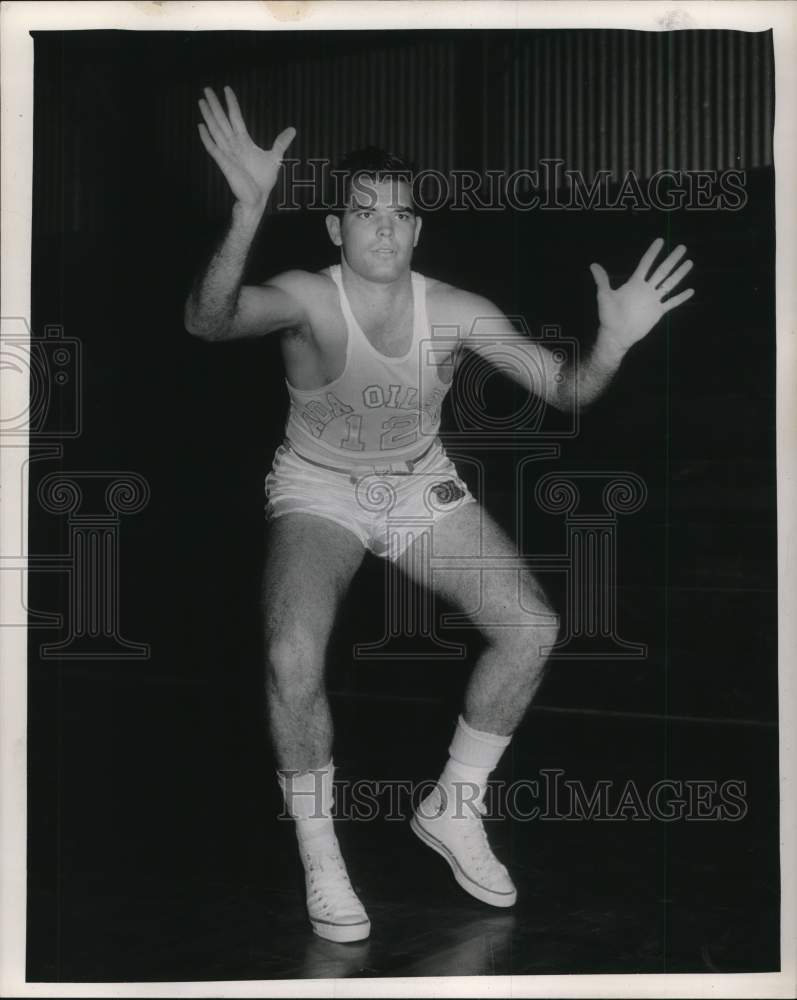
261;512;370;942
397;501;559;735
261;513;365;770
399;501;559;908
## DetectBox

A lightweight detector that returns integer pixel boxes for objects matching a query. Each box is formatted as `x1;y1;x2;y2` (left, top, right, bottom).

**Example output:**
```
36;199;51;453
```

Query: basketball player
185;86;694;943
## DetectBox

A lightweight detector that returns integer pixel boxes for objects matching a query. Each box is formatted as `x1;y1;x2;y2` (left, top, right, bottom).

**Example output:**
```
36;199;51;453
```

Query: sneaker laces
440;787;508;881
302;844;365;919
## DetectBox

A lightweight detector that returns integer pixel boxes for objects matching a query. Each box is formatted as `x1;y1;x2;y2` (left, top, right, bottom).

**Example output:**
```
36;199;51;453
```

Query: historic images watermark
274;159;748;213
278;770;749;823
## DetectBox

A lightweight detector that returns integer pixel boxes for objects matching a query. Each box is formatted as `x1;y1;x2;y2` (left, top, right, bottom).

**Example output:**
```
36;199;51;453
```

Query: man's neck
339;260;413;315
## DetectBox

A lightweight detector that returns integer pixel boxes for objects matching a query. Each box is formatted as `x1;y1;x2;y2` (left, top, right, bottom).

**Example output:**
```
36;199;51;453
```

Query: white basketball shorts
264;438;476;561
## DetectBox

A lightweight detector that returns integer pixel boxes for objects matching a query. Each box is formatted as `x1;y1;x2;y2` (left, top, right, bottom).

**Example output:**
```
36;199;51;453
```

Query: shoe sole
310;916;371;943
410;815;517;908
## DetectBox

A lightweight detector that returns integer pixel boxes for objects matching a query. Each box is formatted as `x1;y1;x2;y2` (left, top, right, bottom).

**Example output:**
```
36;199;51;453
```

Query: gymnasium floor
26;667;779;982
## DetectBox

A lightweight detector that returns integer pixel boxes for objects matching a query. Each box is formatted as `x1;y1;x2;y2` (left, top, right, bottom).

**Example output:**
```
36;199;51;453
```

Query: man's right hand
198;85;296;213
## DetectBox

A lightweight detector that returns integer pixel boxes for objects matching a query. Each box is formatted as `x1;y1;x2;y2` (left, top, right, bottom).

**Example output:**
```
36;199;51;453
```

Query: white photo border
1;2;795;997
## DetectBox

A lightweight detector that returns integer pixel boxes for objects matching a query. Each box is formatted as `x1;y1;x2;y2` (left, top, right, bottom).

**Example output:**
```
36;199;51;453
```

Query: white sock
278;759;336;853
438;715;511;812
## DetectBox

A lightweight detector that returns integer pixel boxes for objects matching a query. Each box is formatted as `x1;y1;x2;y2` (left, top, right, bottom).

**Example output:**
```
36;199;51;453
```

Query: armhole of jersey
412;272;429;348
327;263;355;375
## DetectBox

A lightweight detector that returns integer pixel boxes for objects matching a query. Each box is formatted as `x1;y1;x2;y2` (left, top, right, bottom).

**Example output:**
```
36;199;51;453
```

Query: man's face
326;176;422;283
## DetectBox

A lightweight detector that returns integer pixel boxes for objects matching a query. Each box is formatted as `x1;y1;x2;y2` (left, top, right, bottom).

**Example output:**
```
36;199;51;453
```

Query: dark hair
330;146;417;214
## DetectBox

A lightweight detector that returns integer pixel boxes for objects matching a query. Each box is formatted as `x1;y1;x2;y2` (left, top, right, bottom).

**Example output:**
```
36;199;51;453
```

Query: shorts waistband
284;439;438;482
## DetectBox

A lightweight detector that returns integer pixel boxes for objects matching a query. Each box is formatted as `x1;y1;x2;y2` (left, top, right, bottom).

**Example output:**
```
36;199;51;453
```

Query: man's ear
413;215;423;248
326;213;343;247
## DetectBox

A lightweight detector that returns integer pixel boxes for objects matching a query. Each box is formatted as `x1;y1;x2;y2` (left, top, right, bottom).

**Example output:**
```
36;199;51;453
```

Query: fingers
203;86;233;140
197;122;232;170
198;123;255;202
199;87;235;156
649;244;687;288
589;262;611;292
199;97;231;154
656;257;693;296
271;126;297;157
661;287;695;313
223;85;248;135
631;237;665;281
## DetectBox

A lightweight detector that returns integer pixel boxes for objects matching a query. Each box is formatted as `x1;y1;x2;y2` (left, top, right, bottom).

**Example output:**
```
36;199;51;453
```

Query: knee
484;601;560;667
521;579;560;660
537;603;561;649
264;631;325;703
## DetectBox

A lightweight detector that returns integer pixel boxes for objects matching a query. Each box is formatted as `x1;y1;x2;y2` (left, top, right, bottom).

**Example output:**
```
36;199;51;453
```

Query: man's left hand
590;238;694;351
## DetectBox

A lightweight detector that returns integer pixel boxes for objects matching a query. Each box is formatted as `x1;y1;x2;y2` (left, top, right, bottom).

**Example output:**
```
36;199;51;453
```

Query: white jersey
283;264;451;468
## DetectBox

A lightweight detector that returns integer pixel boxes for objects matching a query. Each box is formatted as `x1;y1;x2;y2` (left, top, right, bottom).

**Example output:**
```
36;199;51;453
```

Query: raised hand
589;238;695;350
197;85;296;212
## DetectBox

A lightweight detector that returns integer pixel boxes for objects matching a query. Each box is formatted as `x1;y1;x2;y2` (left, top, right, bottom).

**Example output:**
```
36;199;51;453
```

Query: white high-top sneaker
300;837;371;943
411;783;517;908
279;761;371;942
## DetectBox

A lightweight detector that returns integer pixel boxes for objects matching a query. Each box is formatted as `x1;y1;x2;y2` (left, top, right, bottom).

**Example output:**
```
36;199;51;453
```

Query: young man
185;86;694;943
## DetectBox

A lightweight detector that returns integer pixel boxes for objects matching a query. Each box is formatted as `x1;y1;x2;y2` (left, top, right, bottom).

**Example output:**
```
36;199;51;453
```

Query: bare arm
184;86;302;341
461;238;694;410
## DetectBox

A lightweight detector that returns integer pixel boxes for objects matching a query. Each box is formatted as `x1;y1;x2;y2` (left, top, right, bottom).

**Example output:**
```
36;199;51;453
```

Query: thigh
262;513;366;646
396;501;557;632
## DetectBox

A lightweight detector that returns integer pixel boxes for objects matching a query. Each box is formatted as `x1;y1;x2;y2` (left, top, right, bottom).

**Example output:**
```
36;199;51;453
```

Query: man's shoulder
424;275;501;333
254;268;339;338
262;267;336;300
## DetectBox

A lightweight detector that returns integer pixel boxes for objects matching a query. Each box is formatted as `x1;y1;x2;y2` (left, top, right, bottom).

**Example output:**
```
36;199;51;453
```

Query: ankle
295;817;336;856
435;763;485;816
277;759;335;820
450;715;511;768
429;717;511;812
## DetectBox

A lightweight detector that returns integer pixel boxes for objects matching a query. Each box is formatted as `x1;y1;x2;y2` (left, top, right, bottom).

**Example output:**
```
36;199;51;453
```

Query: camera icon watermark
416;318;580;449
1;318;82;439
1;317;149;657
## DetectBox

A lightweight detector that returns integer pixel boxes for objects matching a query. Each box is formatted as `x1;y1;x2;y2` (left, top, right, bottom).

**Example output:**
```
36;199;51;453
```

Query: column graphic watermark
1;317;150;659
